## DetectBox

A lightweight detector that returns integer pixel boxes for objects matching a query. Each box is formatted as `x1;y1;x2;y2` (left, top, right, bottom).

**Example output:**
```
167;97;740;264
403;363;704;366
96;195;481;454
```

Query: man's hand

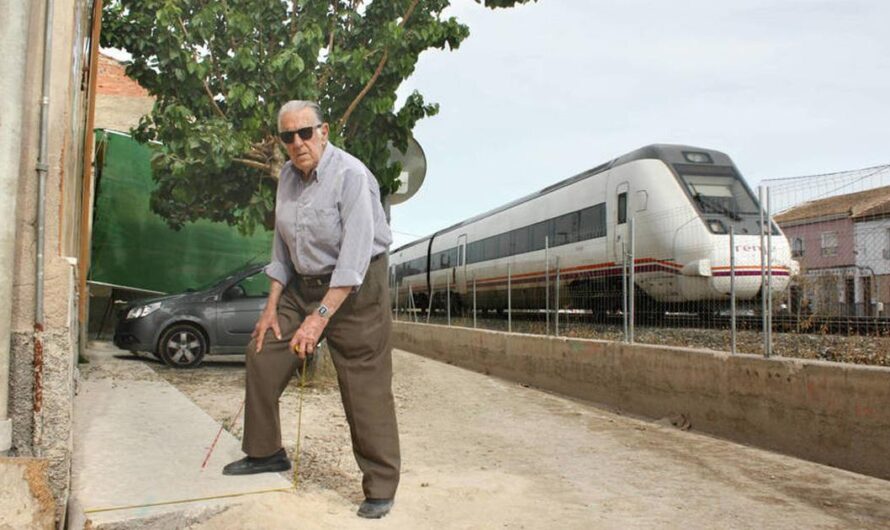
252;307;282;353
289;313;328;359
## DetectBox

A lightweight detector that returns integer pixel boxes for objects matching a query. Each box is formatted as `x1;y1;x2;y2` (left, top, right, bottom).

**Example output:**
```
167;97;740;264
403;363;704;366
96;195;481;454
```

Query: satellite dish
387;135;427;205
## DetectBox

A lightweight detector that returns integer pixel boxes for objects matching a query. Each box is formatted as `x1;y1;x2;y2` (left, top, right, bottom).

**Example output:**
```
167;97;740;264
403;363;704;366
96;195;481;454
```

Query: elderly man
222;100;400;519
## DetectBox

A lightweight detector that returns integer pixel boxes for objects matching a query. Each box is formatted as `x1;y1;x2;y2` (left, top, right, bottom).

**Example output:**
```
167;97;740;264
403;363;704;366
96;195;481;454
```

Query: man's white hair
277;100;324;130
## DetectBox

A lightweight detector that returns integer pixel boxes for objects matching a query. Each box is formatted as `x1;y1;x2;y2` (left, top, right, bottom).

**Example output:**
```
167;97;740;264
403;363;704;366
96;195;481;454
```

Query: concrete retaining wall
393;322;890;480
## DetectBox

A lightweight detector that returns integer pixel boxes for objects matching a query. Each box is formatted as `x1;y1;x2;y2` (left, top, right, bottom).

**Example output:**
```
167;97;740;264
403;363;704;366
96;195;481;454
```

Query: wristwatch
316;304;331;319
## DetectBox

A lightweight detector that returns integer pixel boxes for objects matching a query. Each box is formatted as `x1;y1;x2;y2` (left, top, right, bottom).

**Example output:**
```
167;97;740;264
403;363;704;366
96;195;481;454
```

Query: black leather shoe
222;448;291;476
357;498;394;519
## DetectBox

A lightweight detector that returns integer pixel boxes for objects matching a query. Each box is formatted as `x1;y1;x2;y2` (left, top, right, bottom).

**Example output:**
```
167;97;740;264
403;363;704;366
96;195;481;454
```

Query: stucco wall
854;218;890;276
393;322;890;481
782;218;854;271
8;0;93;520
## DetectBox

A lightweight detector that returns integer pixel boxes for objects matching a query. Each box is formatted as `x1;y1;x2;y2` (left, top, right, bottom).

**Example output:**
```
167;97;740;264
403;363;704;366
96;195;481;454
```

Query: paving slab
70;343;291;529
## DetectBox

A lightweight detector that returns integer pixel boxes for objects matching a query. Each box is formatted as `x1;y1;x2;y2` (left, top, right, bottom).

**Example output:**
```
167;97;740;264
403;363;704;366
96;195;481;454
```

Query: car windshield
680;173;759;216
186;262;264;292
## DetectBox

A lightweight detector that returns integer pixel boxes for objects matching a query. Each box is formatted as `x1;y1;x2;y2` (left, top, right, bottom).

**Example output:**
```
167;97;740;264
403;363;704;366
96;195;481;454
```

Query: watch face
317;304;329;317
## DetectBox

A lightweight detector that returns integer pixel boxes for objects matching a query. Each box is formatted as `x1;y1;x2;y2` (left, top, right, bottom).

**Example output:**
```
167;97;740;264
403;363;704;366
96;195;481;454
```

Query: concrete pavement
69;342;291;529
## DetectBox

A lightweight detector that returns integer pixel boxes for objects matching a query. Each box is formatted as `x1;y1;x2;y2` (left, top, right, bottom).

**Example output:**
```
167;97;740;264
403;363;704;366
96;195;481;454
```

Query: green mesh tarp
89;130;273;294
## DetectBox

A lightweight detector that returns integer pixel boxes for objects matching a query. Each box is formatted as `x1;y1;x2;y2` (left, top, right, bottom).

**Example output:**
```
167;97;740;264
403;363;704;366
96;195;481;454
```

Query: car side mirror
223;284;247;301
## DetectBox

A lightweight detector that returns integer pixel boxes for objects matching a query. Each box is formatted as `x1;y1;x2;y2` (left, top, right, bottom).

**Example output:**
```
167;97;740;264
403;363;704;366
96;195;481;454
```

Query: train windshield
679;173;759;217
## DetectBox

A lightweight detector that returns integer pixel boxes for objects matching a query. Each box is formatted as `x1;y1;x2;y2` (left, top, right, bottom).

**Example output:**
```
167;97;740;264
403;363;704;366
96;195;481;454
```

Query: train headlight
707;220;727;234
683;151;713;164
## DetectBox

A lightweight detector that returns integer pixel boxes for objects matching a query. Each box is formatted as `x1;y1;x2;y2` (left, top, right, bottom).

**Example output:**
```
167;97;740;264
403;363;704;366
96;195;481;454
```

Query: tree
101;0;536;234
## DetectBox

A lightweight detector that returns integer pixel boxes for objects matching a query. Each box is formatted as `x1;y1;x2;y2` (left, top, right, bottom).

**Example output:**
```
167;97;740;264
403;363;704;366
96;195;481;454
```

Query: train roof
390;143;732;254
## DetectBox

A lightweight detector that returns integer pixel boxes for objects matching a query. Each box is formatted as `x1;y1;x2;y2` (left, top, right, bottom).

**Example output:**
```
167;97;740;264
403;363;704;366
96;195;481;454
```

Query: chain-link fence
391;165;890;366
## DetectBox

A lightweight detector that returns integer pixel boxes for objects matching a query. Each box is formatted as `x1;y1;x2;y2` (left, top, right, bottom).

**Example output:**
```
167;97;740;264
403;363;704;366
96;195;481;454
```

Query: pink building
776;185;890;316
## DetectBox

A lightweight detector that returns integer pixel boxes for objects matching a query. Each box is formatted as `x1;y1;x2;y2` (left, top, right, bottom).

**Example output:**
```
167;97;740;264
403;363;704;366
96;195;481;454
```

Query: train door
456;234;468;294
611;181;630;262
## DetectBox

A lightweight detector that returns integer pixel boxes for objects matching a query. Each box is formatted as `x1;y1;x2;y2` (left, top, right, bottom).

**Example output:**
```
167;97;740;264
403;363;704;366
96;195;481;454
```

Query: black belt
298;253;385;287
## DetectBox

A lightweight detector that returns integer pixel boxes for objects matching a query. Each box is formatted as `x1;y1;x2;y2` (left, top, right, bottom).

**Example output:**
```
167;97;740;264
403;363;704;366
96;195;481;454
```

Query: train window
553;212;579;246
579;203;606;240
467;241;482;264
497;233;511;258
483;236;499;261
680;173;758;216
530;220;551;251
458;245;464;266
617;193;627;224
512;227;530;255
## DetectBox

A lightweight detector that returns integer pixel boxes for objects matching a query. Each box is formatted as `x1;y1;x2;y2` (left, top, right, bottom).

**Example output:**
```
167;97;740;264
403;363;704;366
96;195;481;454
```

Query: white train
390;144;795;315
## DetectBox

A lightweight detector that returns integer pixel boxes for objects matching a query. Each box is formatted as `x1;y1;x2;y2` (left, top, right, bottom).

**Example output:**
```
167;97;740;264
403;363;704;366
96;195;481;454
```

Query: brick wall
97;54;149;97
95;53;154;132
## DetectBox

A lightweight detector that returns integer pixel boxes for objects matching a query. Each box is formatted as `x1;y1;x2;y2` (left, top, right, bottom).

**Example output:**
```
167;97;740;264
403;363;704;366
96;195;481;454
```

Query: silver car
114;263;270;368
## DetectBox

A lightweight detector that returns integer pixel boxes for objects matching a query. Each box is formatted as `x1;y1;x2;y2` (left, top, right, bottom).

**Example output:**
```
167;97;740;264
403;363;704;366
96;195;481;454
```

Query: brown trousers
242;256;400;499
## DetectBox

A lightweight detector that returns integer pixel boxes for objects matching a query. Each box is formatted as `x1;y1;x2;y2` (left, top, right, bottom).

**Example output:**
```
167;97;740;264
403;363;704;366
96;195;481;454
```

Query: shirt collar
314;142;335;181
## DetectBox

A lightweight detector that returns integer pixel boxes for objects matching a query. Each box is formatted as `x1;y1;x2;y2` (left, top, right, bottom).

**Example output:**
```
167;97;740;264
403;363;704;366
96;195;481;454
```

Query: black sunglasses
278;124;322;144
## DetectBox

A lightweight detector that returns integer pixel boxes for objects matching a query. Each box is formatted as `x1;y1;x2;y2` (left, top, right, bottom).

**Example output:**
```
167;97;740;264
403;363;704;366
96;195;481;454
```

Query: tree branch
338;0;419;130
203;82;226;118
233;158;275;175
327;0;338;52
178;16;227;118
316;1;339;90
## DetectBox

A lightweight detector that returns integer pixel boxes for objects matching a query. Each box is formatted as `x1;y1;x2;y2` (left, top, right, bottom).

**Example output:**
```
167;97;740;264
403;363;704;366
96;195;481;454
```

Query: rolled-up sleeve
330;168;374;288
265;223;294;286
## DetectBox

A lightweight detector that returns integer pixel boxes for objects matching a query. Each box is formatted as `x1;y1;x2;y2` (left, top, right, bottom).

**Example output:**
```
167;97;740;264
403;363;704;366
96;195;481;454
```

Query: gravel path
125;346;890;529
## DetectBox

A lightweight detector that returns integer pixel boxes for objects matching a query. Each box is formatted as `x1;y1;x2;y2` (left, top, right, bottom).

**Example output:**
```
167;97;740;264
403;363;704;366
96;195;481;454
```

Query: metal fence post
629;217;635;344
446;274;451;327
759;185;768;357
508;263;512;333
766;186;773;357
473;276;477;329
426;279;434;324
545;236;550;335
622;241;628;342
408;284;418;323
555;257;560;337
730;227;737;355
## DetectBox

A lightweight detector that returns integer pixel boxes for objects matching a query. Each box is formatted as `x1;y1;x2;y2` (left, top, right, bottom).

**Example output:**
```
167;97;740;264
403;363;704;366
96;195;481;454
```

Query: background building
776;185;890;317
94;51;154;132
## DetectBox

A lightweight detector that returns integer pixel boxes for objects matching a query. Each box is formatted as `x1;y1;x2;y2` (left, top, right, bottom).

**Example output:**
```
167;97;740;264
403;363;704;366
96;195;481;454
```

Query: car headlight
126;302;162;320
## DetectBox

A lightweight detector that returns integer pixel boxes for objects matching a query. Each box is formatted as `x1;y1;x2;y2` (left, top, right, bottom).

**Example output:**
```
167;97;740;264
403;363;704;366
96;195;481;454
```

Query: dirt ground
136;347;890;530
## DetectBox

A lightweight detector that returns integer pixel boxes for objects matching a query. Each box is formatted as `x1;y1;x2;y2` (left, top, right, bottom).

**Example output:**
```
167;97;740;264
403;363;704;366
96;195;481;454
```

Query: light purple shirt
265;143;392;288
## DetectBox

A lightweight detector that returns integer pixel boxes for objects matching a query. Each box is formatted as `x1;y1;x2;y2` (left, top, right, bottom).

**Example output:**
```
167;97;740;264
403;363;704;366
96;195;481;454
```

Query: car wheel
158;324;207;368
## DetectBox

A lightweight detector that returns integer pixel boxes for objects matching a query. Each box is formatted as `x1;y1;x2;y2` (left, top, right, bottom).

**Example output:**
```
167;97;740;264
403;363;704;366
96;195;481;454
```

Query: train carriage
390;144;795;316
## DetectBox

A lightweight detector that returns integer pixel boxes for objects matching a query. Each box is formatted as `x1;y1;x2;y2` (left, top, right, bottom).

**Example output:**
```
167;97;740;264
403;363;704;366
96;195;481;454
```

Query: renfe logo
735;244;780;253
735;245;761;253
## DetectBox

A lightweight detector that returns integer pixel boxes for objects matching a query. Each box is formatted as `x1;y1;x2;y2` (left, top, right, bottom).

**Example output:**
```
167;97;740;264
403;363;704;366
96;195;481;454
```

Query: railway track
400;308;890;336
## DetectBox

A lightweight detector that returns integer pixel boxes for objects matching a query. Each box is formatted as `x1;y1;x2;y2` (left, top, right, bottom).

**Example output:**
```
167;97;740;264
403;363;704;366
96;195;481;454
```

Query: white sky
389;0;890;246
